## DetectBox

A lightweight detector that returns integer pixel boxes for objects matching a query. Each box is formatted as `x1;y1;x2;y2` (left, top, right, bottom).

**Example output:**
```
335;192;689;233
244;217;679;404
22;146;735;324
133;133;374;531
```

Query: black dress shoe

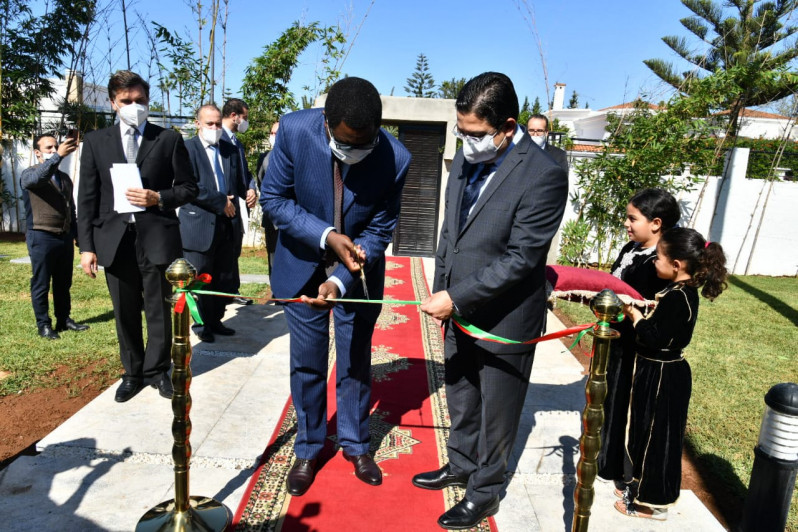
232;296;253;305
342;452;382;486
208;323;235;336
55;318;89;332
438;497;500;530
38;324;60;340
151;373;173;399
194;327;214;343
115;376;144;403
412;463;469;490
286;458;317;496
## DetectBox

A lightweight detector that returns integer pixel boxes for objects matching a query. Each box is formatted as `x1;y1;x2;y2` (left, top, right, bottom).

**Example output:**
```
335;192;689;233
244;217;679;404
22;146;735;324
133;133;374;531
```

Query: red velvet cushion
545;265;651;306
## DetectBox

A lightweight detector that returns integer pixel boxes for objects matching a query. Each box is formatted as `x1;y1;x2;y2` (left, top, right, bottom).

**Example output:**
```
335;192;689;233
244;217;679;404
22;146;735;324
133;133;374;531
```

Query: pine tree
568;90;579;109
531;97;542;114
404;53;436;98
438;77;466;99
644;0;798;136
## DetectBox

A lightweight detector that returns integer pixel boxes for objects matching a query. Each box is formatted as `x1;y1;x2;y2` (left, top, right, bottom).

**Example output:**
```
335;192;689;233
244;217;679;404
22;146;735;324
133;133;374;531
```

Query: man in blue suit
179;104;246;342
261;77;411;496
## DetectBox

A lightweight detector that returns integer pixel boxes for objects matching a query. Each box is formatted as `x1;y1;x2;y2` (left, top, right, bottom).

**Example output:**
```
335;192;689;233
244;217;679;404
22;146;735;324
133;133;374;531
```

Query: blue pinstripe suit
260;108;411;459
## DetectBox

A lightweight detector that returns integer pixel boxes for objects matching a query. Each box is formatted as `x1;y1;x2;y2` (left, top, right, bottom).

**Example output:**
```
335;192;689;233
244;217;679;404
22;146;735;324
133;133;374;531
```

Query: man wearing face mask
78;70;198;403
527;113;568;172
414;73;567;529
179;104;245;342
260;77;411;496
21;134;89;340
220;99;257;306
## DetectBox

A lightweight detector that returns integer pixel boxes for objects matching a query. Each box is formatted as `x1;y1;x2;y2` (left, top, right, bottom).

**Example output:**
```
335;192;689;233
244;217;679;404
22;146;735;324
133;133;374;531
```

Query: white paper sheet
111;163;145;213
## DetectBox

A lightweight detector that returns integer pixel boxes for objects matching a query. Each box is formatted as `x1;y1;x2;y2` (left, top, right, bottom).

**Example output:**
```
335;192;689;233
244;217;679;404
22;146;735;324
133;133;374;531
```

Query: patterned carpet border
233;258;494;531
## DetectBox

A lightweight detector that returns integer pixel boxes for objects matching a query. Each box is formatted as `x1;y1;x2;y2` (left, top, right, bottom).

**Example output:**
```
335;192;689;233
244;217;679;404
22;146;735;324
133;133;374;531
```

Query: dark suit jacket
260;108;412;298
545;143;569;172
78;122;198;266
179;136;245;252
221;129;255;191
435;133;568;354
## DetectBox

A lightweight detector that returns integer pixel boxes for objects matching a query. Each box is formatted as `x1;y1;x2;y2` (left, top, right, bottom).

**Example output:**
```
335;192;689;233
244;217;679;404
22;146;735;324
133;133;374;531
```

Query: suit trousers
444;325;536;505
27;230;74;328
183;216;238;328
104;225;171;381
283;267;380;459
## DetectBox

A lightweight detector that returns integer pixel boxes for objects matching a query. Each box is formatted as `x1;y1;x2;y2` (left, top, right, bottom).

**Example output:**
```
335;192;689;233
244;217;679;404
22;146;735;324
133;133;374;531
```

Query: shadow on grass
728;276;798;327
684;438;747;529
81;310;116;325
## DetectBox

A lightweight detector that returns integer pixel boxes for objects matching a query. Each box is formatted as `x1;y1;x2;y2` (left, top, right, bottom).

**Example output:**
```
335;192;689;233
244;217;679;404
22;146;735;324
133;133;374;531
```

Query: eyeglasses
451;124;498;143
326;122;380;151
528;128;547;134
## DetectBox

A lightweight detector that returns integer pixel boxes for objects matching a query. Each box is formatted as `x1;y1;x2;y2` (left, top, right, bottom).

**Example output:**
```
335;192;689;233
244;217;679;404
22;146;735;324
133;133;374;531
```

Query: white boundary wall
558;147;798;276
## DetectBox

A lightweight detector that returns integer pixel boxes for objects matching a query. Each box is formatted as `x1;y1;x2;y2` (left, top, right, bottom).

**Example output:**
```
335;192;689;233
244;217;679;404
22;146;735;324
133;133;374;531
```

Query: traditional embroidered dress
598;242;668;482
625;282;699;507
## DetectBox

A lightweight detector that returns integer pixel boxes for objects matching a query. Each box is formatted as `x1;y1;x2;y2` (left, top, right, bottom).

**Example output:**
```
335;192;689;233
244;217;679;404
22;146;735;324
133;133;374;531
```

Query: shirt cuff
328;275;346;297
320;227;335;250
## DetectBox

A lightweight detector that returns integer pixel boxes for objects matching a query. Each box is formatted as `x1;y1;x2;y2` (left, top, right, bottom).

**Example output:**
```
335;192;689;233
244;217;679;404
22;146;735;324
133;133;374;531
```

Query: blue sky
59;0;699;110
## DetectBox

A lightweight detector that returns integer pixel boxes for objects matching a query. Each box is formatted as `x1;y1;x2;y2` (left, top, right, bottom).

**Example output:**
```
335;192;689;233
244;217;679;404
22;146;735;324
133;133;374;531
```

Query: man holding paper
77;70;198;403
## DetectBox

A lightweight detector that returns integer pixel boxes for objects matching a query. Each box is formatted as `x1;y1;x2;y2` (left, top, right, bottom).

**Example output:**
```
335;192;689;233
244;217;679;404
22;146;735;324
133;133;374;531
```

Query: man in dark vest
21;134;89;339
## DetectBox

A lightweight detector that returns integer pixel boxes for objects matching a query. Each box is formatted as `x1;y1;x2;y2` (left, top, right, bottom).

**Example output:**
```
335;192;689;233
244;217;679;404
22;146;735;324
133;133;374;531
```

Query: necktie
459;163;492;231
51;172;62;189
211;145;226;193
325;159;345;276
125;127;139;164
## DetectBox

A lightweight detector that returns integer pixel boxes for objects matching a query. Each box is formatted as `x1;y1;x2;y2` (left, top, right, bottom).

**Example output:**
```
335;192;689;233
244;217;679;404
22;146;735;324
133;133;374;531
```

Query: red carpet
233;257;496;531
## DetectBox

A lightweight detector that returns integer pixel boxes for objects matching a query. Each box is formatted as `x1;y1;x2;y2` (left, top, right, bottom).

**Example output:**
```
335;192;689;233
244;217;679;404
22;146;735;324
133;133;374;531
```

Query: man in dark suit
21;134;89;339
414;73;568;529
78;70;198;403
221;98;257;306
261;77;411;496
527;113;569;171
179;104;246;342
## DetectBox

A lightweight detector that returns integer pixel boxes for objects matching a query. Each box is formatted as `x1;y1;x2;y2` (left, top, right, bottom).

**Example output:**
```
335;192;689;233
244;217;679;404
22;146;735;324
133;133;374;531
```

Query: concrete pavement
0;258;725;531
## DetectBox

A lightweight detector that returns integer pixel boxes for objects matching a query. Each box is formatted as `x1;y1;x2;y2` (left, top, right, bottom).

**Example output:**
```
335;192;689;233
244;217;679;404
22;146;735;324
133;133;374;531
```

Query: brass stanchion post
572;289;623;532
137;258;231;532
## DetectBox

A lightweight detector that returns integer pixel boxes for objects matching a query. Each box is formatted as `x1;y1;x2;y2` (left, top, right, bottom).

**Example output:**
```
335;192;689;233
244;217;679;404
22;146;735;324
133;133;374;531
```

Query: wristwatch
157;192;164;210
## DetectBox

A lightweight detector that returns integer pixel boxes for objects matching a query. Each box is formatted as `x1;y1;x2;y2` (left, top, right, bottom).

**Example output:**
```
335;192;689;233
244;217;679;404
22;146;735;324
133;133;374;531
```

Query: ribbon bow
175;273;212;325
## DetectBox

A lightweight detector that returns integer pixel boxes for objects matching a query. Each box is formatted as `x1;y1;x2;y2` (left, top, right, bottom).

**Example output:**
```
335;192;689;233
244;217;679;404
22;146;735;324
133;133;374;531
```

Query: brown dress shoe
286;458;317;496
343;452;382;486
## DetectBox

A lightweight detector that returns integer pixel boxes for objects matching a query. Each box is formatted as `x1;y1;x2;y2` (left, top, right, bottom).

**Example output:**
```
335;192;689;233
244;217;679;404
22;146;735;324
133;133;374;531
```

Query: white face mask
201;127;223;145
329;139;374;165
530;135;547;148
236;118;249;134
462;131;505;164
269;135;277;147
41;152;56;161
117;102;149;128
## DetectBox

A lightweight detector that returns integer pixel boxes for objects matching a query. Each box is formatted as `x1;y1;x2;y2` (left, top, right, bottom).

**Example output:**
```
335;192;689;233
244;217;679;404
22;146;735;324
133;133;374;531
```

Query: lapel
190;136;218;189
136;122;159;164
451;159;474;237
457;135;531;236
106;125;127;164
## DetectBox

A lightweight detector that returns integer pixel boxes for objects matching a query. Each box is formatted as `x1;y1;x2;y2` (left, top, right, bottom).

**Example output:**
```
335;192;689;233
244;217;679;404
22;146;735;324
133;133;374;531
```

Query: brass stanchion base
136;496;231;532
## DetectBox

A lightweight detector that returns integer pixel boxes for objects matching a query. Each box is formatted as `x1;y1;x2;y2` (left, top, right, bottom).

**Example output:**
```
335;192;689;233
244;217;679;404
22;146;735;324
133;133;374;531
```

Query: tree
153;24;204;115
531;96;542;115
571;72;740;265
0;0;95;228
404;53;436;98
438;77;465;99
644;0;798;137
241;21;345;150
568;90;579;109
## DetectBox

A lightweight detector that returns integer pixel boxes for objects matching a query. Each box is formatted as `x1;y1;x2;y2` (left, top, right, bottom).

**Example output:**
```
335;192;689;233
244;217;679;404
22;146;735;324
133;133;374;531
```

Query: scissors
354;244;369;300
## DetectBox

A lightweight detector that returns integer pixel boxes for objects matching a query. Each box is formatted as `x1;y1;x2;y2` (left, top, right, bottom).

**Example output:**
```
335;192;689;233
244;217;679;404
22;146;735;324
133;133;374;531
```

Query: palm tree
644;0;798;136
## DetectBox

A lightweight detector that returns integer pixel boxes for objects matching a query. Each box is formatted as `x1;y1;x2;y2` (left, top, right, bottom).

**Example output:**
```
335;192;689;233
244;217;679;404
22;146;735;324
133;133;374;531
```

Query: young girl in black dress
598;188;681;492
615;227;727;520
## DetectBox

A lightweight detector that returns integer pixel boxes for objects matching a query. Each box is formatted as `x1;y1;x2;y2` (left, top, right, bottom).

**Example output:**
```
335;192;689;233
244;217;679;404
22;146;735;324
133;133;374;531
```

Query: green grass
0;240;271;396
555;275;798;530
